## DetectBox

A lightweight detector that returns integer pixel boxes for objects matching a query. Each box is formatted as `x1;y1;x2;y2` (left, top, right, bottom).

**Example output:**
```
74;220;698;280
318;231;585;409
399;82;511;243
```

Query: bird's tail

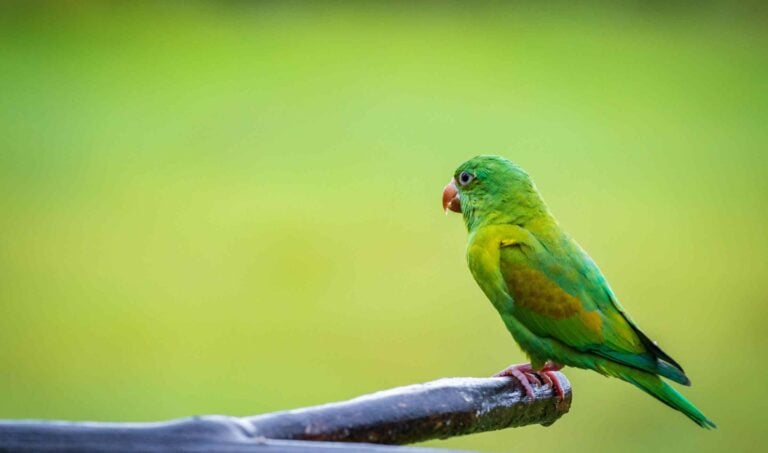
615;366;716;429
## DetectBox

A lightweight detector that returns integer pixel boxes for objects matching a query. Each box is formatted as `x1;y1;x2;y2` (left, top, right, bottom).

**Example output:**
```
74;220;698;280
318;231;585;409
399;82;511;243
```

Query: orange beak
442;179;461;213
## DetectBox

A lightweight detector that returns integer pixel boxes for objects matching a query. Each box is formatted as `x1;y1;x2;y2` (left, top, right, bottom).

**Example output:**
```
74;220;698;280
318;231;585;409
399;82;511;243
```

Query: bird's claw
493;363;566;401
541;370;566;400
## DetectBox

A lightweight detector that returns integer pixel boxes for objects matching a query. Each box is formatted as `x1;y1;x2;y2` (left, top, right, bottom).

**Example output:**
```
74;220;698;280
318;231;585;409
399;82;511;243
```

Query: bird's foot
493;363;538;398
539;370;566;401
493;362;565;401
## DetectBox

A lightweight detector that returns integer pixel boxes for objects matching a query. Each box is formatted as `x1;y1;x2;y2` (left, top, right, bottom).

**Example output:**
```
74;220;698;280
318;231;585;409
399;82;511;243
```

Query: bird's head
442;155;547;231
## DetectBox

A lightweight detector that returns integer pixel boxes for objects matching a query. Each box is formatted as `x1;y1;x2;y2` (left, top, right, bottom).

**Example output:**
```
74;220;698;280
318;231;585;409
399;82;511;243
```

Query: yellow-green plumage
448;155;715;428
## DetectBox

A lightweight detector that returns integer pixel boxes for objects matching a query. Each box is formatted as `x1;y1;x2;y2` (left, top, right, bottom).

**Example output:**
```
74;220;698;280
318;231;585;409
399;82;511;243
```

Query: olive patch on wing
504;267;603;336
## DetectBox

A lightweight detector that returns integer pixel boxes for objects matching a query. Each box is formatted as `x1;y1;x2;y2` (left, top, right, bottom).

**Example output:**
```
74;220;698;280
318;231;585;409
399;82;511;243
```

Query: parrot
441;155;715;428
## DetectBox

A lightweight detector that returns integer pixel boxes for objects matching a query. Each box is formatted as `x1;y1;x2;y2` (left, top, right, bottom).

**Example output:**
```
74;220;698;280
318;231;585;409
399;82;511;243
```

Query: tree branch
0;374;571;452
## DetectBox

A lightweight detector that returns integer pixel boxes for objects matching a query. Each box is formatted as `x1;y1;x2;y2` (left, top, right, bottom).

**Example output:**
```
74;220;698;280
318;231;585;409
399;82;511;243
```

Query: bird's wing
499;235;689;385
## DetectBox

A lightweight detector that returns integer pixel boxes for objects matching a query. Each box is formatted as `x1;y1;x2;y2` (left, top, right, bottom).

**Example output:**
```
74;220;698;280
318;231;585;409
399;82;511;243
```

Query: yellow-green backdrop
1;2;766;452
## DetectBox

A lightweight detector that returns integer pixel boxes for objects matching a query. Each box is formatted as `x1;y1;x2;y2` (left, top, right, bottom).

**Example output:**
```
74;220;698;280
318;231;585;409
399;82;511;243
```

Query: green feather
452;155;714;428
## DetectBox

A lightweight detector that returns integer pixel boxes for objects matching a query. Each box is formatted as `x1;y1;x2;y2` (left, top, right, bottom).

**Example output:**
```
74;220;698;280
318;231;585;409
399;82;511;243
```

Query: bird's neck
466;199;555;233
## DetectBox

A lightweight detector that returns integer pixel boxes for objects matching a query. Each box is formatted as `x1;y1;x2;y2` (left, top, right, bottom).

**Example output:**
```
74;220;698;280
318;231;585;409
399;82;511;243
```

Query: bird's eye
458;171;474;186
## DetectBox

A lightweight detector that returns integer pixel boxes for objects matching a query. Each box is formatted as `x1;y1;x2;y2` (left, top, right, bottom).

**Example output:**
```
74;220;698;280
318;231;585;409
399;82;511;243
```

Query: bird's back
497;223;690;385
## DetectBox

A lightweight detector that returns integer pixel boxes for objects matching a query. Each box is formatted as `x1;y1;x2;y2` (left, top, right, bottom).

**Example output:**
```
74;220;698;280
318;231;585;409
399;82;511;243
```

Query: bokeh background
1;2;767;452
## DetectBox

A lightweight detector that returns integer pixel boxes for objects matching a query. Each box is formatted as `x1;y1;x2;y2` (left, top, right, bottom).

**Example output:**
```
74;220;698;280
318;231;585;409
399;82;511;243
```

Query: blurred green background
1;2;767;452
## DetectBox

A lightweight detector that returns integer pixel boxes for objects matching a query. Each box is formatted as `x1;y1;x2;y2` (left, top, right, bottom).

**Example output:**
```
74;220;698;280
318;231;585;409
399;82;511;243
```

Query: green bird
442;155;715;428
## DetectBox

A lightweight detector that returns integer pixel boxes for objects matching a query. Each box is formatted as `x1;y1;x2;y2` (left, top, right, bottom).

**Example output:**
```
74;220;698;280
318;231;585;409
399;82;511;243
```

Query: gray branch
0;374;571;452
